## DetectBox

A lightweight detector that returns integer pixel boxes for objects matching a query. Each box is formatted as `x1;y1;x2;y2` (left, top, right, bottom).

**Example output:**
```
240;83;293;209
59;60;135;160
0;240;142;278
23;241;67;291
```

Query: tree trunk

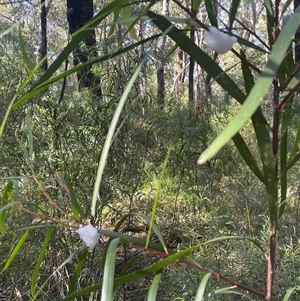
189;0;196;103
295;0;300;63
156;0;169;109
39;0;47;71
67;0;102;98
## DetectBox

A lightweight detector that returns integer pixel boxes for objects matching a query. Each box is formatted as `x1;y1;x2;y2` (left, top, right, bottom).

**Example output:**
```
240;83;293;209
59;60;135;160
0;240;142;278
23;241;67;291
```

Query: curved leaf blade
101;238;120;301
3;229;31;270
147;270;163;301
31;226;54;297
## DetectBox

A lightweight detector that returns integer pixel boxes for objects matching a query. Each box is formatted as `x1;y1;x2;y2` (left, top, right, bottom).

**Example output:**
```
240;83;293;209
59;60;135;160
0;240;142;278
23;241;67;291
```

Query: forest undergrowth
1;97;300;301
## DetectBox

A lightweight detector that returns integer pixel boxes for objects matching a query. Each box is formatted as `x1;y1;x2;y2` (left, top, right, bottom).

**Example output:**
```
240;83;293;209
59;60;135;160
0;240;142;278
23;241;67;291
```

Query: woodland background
1;0;300;300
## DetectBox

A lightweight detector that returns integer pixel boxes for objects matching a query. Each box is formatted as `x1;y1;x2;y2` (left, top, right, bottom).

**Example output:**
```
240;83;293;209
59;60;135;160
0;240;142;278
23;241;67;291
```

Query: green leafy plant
1;0;300;300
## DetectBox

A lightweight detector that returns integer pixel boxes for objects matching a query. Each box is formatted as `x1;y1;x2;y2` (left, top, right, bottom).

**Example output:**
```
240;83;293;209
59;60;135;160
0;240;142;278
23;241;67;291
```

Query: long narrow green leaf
123;0;138;40
232;133;264;183
285;151;300;172
133;212;168;254
229;0;241;32
25;108;33;159
279;131;288;217
32;245;85;301
68;248;88;295
147;270;163;301
265;1;275;47
101;214;130;270
0;202;20;215
281;0;293;17
210;287;253;300
31;226;54;297
240;50;255;94
146;143;173;251
0;181;15;235
18;26;34;71
119;252;145;276
204;0;218;27
193;0;203;12
198;7;300;164
264;0;273;15
237;36;267;53
195;272;212;301
54;172;83;219
283;287;296;301
101;238;120;301
91;49;152;217
0;96;16;139
248;0;256;30
4;229;31;270
108;7;121;36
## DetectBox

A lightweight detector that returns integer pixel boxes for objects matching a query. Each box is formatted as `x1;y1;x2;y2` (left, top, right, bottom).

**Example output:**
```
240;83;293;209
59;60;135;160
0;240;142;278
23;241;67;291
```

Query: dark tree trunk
189;0;196;103
39;0;47;71
295;0;300;63
67;0;102;98
156;0;169;109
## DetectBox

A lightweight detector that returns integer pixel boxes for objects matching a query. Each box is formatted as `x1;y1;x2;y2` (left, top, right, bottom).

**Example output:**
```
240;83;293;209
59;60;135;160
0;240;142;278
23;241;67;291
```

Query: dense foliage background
1;0;300;300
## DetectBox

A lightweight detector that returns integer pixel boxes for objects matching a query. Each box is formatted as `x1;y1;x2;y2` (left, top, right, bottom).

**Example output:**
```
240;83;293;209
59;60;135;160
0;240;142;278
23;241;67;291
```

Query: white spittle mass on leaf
204;26;237;54
77;225;100;252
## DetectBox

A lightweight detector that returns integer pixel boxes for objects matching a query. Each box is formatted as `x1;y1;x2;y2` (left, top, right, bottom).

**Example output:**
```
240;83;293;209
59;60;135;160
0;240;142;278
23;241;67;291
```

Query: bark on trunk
39;0;47;71
67;0;102;98
189;0;196;103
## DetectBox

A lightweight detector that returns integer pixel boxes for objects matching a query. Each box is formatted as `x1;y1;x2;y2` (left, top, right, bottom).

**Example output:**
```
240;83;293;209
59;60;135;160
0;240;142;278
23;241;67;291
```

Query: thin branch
217;2;270;51
278;80;300;111
231;48;261;74
279;65;300;91
171;0;209;30
144;246;265;299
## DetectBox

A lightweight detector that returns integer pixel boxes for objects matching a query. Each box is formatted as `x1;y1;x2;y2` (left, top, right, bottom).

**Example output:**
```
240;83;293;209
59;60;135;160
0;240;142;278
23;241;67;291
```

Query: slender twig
143;246;266;299
266;229;276;301
231;48;261;74
17;203;76;225
279;65;300;91
171;0;209;30
217;2;270;51
278;80;300;111
17;133;81;224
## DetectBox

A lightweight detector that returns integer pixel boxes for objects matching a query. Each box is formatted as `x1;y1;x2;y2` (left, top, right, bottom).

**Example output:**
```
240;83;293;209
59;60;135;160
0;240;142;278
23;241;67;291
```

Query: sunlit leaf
145;143;173;252
195;272;212;301
31;226;54;297
54;172;83;219
229;0;241;32
147;270;163;301
283;287;296;301
4;229;32;270
123;1;138;40
101;238;120;301
68;248;88;295
0;181;15;235
18;25;34;71
204;0;218;27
